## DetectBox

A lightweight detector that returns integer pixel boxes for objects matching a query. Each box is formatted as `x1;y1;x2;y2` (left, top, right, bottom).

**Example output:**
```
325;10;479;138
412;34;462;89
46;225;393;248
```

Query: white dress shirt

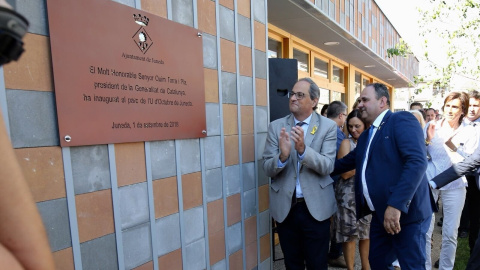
361;109;389;211
277;114;312;198
424;119;477;190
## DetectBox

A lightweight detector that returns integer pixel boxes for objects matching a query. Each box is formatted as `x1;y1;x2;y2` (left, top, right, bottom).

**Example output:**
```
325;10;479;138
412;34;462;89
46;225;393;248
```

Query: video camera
0;6;28;66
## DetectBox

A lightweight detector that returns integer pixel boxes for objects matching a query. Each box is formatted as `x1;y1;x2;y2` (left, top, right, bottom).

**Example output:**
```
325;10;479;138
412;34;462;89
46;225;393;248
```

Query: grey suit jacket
262;112;337;223
432;145;480;190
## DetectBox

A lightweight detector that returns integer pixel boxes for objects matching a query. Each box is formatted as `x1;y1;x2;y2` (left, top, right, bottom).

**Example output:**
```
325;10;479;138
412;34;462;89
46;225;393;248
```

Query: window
332;65;344;83
314;58;328;79
332;91;345;102
293;48;309;72
268;38;282;58
319;88;330;104
362;78;370;89
355;72;361;99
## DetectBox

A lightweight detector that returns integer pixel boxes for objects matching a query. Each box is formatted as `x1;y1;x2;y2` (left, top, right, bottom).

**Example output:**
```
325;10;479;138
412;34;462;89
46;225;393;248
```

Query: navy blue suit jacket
333;110;435;225
432;145;480;190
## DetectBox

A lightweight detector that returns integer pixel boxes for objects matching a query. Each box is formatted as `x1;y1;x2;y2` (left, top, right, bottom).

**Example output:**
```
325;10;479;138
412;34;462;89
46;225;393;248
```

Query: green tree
388;0;480;90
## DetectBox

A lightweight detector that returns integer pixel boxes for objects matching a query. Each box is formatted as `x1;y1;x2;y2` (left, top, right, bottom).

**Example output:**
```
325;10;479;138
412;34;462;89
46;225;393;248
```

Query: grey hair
298;77;320;110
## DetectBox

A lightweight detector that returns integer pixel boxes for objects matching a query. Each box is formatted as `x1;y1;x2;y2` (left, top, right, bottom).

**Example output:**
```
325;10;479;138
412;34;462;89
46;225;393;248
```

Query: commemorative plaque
47;0;206;146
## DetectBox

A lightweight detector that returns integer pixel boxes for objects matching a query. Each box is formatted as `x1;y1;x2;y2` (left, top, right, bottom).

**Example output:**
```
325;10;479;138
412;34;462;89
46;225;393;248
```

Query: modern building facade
1;0;417;269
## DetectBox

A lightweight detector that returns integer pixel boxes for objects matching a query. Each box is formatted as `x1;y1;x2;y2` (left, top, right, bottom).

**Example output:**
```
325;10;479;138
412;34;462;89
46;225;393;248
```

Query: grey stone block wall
242;162;255;191
244;189;257;219
172;0;194;27
71;145;111;195
227;222;242;254
37;198;71;252
80;233;118;270
156;213;181;256
6;90;59;148
185;238;207;270
225;164;241;196
150;140;177;179
238;15;252;47
15;0;48;35
178;139;201;174
212;259;227;270
255;50;267;79
239;76;254;105
206;167;223;202
206;103;221;136
219;5;235;42
119;182;150;230
204;136;222;169
112;0;135;8
184;206;205;244
203;34;218;69
222;72;238;104
253;0;267;24
122;223;153;269
258;210;270;237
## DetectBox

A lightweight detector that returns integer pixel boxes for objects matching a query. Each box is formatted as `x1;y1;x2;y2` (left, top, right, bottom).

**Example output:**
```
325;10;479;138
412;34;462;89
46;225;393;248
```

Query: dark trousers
369;213;431;270
466;228;480;270
277;201;330;270
466;175;480;253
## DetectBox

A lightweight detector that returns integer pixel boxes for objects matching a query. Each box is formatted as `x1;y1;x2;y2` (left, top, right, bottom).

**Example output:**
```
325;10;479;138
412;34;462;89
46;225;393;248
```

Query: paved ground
273;212;443;269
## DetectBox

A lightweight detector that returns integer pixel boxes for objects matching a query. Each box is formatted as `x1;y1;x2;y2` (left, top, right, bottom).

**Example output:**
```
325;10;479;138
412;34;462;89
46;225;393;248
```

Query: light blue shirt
277;114;312;198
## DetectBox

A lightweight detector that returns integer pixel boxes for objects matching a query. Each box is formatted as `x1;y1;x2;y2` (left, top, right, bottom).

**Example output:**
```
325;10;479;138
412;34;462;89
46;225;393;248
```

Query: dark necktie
296;121;306;127
367;125;374;143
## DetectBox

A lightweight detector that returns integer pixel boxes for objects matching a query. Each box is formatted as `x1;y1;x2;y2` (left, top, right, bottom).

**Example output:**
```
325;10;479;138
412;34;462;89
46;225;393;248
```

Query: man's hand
290;126;305;155
384;206;401;235
279;127;291;162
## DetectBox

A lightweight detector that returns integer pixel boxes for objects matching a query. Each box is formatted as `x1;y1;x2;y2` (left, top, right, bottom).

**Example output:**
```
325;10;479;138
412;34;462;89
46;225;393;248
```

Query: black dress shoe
434;259;439;268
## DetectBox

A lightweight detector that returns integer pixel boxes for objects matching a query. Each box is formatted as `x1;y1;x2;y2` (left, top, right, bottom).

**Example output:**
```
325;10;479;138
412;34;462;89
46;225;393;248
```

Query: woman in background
335;109;371;270
424;92;477;269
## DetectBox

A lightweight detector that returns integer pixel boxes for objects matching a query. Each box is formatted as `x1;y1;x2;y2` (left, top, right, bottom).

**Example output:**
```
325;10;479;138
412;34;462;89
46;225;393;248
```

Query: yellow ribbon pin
311;125;317;135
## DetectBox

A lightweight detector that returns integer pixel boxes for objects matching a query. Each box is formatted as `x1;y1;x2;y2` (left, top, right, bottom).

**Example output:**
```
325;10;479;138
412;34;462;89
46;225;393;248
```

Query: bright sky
375;0;431;75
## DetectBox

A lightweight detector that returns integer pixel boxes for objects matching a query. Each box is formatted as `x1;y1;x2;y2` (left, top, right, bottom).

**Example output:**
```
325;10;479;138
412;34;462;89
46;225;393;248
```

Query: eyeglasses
287;91;306;100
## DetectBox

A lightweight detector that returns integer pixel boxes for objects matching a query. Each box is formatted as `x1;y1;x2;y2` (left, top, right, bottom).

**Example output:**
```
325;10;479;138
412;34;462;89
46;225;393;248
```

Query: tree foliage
388;0;480;90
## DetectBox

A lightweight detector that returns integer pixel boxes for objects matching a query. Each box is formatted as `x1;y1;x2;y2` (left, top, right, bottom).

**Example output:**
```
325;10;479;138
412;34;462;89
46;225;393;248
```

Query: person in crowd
424;92;478;270
321;104;329;117
326;101;349;268
426;108;436;123
335;109;371;270
460;90;480;254
435;109;442;121
333;83;434;269
410;102;423;111
327;101;348;153
263;78;337;269
429;142;480;270
0;0;55;269
410;110;426;129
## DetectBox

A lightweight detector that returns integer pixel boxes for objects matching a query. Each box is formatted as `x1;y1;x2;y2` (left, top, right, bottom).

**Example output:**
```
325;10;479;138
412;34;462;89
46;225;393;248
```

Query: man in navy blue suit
333;83;435;269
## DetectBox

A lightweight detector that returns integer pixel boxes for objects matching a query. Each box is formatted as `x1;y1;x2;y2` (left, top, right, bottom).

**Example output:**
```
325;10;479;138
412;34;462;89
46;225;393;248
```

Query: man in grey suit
263;78;337;269
430;146;480;270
